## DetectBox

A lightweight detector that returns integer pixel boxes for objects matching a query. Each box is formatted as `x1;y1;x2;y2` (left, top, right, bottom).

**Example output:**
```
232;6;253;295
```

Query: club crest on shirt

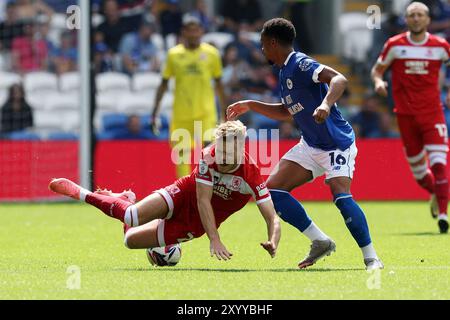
286;78;293;90
299;59;313;71
230;176;242;191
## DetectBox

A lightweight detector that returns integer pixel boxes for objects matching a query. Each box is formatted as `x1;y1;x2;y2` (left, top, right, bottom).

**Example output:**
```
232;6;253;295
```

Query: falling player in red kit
48;121;281;261
371;2;450;233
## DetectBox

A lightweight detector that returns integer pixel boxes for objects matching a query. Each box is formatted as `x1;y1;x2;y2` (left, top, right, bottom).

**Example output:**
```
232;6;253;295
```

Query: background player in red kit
48;121;281;261
371;2;450;233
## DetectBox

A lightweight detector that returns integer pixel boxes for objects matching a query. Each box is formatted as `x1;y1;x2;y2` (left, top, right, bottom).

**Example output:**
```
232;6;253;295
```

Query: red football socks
431;163;448;216
417;170;435;194
85;193;131;223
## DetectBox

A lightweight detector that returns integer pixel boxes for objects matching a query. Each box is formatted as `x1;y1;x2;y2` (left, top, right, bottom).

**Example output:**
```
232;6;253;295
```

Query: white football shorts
281;139;358;181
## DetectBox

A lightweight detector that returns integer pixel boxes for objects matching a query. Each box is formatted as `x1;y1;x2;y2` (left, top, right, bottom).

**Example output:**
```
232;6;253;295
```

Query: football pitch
1;201;449;300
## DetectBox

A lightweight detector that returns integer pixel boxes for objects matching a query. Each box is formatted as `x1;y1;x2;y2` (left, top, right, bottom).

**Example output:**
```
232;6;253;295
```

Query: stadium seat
151;33;165;52
102;113;128;131
96;92;120;112
25;92;50;110
34;110;67;132
7;130;41;141
23;72;58;95
48;131;79;141
60;110;80;131
0;72;21;90
166;33;178;49
339;12;374;63
202;32;234;52
132;72;161;92
44;92;79;110
116;92;154;113
343;29;373;63
339;12;368;34
96;72;131;94
60;72;80;93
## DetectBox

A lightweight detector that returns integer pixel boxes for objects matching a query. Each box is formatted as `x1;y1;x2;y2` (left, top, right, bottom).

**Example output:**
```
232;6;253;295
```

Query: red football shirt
377;32;450;115
189;144;272;227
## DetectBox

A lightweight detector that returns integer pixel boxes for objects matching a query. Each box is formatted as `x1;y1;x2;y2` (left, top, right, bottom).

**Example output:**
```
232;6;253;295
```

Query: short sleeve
377;39;395;67
442;40;450;63
295;57;325;84
194;148;215;186
162;51;174;80
246;164;271;204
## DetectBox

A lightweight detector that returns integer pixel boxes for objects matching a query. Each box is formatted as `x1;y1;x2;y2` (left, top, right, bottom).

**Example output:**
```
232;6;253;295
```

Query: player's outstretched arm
313;66;348;124
371;63;389;97
227;100;291;121
196;181;233;261
257;200;281;258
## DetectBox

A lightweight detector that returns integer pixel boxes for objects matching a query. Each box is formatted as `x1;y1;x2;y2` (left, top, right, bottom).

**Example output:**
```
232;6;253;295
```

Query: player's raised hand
260;241;277;258
313;103;331;124
374;80;389;97
210;239;233;261
226;101;250;120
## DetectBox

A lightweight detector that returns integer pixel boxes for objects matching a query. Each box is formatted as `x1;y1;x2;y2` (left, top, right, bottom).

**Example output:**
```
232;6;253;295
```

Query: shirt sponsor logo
167;185;181;196
287;103;304;115
286;95;293;105
404;60;429;75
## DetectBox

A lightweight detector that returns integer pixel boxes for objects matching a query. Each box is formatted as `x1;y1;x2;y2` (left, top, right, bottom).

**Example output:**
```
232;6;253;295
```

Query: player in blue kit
227;18;383;270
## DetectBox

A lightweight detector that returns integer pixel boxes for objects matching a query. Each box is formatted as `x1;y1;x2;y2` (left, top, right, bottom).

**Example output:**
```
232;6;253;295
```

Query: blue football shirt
279;52;355;151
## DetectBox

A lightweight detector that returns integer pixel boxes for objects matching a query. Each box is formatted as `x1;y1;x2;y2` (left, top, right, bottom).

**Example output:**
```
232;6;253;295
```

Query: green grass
1;201;449;300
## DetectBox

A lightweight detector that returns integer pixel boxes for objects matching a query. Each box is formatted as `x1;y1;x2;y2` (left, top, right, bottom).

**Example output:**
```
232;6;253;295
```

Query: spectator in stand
112;114;154;140
15;0;53;22
50;30;78;74
351;94;385;138
416;0;450;37
280;0;313;53
43;0;78;13
11;21;49;73
93;32;116;73
119;21;161;74
189;0;215;32
225;23;266;66
1;84;34;134
337;88;360;121
0;2;25;50
222;45;254;91
220;0;263;33
378;111;400;138
96;0;134;53
279;121;301;139
158;0;183;47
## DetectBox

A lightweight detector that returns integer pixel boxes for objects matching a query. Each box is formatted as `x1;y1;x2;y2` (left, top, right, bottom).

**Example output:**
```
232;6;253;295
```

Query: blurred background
1;0;449;201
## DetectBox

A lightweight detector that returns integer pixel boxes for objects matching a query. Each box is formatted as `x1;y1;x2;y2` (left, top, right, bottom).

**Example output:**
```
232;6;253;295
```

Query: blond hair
406;2;430;16
214;120;247;141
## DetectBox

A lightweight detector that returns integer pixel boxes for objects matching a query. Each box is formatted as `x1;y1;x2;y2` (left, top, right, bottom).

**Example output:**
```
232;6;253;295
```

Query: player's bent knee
123;231;139;249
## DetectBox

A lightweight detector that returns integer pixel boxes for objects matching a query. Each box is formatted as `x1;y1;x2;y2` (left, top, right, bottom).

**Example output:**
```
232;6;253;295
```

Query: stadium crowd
0;0;450;140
